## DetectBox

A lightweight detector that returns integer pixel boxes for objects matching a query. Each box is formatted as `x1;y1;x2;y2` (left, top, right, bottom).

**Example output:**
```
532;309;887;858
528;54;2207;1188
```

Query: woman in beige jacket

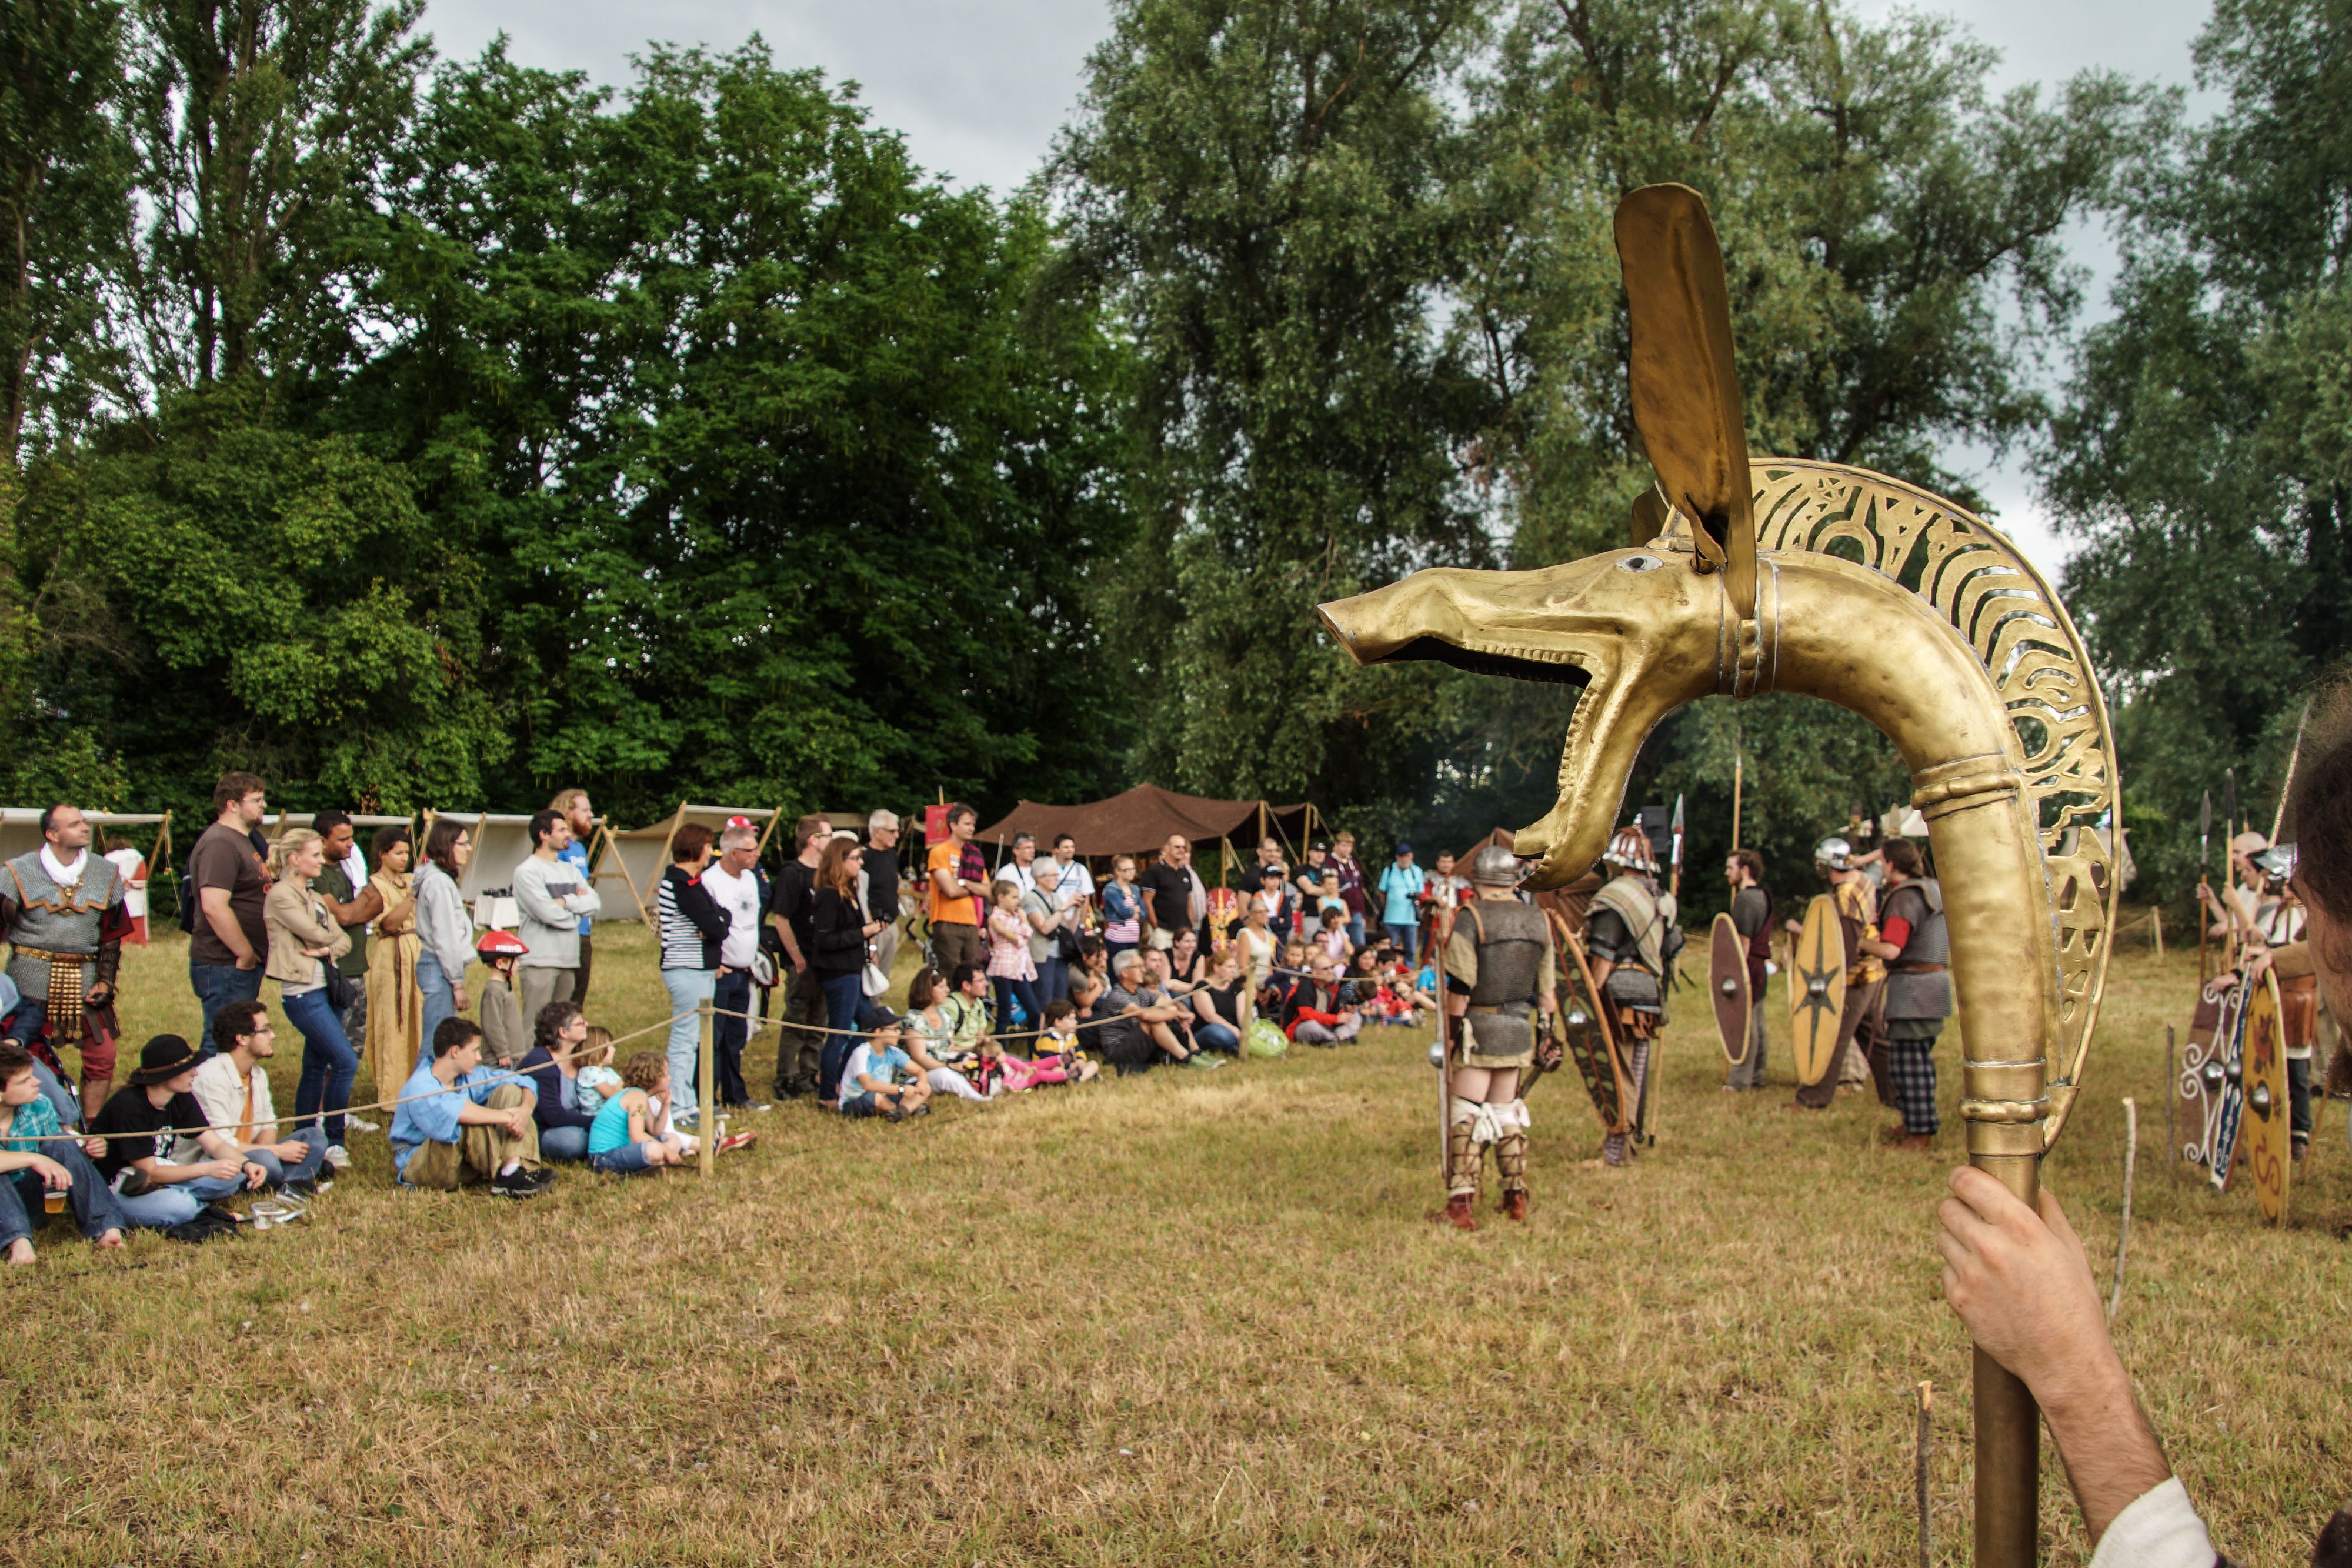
266;829;357;1169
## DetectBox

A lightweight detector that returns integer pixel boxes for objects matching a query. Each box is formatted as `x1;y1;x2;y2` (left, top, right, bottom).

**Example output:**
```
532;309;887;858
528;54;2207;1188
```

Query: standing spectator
1377;841;1428;965
308;810;383;1050
996;832;1040;896
1252;863;1295;938
0;1041;124;1260
1139;835;1206;953
473;930;529;1067
1047;833;1095;909
1100;855;1143;965
265;829;358;1170
512;809;601;1025
1027;863;1075;1005
1236;896;1278;990
1253;836;1286;890
363;825;422;1102
701;822;768;1112
187;771;272;1045
766;813;832;1101
656;825;728;1127
90;1035;269;1230
985;879;1042;1035
191;1001;329;1193
862;810;906;982
548;790;600;1005
1330;831;1368;951
412;818;475;1050
388;1017;549;1197
516;1000;597;1163
925;804;989;977
1293;840;1332;916
809;836;885;1104
101;835;149;945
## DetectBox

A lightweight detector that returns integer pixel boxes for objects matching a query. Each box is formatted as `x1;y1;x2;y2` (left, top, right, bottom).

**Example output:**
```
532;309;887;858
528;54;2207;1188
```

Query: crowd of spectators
0;775;1461;1247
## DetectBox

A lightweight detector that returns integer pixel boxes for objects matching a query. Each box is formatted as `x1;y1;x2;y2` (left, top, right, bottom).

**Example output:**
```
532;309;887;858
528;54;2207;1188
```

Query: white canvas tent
593;803;780;926
422;809;543;918
263;812;414;844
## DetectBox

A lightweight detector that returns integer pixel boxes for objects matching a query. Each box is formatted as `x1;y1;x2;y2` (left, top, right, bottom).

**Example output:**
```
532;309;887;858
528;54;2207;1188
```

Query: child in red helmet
475;929;530;1066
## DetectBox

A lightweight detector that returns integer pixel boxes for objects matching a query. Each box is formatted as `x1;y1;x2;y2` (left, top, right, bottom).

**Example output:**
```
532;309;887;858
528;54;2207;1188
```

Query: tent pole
753;807;783;859
648;804;685;929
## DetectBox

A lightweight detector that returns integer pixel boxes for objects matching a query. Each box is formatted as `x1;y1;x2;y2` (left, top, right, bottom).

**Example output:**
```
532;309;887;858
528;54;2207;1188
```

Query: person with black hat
89;1034;269;1230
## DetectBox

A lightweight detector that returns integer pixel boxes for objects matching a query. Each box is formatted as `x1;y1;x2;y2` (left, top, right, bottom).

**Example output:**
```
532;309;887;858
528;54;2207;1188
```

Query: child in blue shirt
586;1052;685;1175
839;1013;931;1120
388;1018;551;1197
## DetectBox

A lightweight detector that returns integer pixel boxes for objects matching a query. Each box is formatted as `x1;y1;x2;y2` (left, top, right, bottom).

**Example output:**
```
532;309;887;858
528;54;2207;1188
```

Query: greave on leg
1489;1099;1530;1193
1447;1098;1483;1199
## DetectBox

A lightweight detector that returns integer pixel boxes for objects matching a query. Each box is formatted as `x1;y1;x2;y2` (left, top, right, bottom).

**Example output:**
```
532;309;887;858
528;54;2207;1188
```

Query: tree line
3;0;2341;908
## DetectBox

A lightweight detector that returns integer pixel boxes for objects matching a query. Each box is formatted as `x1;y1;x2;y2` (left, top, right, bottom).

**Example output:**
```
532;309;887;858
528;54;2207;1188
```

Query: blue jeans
991;975;1039;1037
1037;956;1070;1006
241;1126;328;1187
1346;915;1366;952
589;1140;658;1175
1196;1020;1241;1055
539;1124;590;1163
416;950;458;1057
285;987;358;1145
661;968;717;1123
1384;922;1420;965
817;970;866;1101
0;1143;124;1247
712;968;753;1106
111;1167;248;1229
190;961;265;1050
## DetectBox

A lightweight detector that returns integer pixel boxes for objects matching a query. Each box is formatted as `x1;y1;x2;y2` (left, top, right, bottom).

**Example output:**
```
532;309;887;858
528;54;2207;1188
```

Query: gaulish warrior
1583;826;1671;1166
1438;845;1557;1229
1863;838;1949;1149
0;805;129;1121
1722;847;1773;1090
2243;843;2318;1161
1789;836;1881;1110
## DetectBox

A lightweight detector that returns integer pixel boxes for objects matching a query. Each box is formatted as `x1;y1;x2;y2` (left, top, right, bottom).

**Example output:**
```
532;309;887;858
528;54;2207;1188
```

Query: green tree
1054;0;1501;829
2045;0;2352;896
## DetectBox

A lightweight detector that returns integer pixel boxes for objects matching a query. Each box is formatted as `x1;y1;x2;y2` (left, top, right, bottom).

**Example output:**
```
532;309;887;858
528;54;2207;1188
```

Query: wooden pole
2165;1025;2176;1164
698;1000;716;1180
2153;906;2163;959
1730;750;1743;850
1915;1381;1934;1568
2271;699;2311;845
2109;1097;2137;1319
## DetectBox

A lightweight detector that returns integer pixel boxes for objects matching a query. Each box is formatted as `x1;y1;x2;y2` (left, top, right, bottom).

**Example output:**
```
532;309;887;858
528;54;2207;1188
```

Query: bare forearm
2039;1354;2174;1546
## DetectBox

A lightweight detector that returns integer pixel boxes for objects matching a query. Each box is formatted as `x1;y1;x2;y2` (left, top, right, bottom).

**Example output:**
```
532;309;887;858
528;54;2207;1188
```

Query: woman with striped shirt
656;824;729;1128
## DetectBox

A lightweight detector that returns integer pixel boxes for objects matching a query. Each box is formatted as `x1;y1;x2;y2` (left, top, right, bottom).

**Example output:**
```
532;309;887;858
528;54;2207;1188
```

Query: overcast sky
420;0;2219;573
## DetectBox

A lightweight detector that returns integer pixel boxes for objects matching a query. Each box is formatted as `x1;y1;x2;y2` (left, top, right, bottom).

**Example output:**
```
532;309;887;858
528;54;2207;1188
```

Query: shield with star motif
1790;893;1847;1087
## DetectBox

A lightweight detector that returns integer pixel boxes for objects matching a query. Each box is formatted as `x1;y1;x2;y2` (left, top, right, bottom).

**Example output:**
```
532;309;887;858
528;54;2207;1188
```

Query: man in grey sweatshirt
512;809;603;1026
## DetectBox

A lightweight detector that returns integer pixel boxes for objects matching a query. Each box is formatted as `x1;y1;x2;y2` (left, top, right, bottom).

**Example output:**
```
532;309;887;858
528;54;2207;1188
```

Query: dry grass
1;924;2343;1566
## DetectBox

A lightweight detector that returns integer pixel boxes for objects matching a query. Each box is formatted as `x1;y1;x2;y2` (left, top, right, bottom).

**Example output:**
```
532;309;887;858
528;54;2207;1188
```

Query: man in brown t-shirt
188;771;273;1045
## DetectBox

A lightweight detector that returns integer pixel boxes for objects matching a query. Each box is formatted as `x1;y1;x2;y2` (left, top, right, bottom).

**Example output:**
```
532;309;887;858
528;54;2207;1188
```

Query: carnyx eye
1619;553;1664;572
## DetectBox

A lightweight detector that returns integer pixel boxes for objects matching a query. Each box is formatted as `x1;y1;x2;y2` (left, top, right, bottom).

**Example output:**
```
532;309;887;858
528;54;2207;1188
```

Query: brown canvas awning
976;785;1315;859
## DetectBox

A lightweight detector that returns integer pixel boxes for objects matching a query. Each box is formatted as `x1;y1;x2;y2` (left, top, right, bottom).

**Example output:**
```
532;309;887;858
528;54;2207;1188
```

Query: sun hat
128;1033;201;1086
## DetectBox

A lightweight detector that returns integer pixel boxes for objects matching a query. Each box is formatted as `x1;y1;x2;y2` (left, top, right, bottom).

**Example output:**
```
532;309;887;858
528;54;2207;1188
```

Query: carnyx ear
1614;183;1756;619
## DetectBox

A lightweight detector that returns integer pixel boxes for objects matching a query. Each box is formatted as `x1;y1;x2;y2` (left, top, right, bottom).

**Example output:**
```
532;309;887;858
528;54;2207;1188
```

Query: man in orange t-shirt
927;804;989;977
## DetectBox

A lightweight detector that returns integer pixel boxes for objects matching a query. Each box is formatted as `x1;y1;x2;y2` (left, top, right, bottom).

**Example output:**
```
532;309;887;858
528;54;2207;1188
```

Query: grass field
2;922;2344;1566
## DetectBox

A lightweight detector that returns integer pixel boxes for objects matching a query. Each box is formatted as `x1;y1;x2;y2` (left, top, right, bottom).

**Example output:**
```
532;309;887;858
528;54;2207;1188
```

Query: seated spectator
1316;869;1346;922
191;1001;331;1193
1068;937;1112;1021
388;1018;551;1198
1315;906;1355;965
840;1012;932;1120
1351;946;1413;1023
475;930;531;1066
0;1041;124;1260
570;1022;622;1115
1164;926;1209;989
1099;949;1216;1073
972;1033;1069;1096
902;968;986;1102
943;963;995;1056
91;1035;271;1230
1282;953;1363;1046
585;1051;686;1175
1190;952;1247;1055
1033;999;1100;1083
516;1004;598;1163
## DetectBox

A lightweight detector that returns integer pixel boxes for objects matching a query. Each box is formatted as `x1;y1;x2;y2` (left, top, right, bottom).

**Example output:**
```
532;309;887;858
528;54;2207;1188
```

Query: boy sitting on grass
0;1042;123;1261
388;1017;552;1199
840;1011;931;1120
585;1052;686;1175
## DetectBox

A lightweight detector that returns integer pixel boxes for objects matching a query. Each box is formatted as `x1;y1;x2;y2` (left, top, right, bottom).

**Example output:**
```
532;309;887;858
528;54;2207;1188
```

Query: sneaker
283;1179;320;1201
322;1144;351;1171
489;1167;542;1200
345;1116;382;1133
202;1200;249;1225
1185;1053;1225;1070
524;1166;559;1192
715;1132;759;1154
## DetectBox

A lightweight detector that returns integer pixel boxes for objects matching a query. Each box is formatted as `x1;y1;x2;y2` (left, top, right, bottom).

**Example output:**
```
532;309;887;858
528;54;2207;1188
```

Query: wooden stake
2165;1026;2176;1165
2109;1097;2137;1319
1731;745;1744;851
1915;1380;1933;1568
2153;906;2163;959
698;1000;716;1180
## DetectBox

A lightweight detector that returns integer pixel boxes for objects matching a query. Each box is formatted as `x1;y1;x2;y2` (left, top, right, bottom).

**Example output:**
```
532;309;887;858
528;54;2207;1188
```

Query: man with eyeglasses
189;999;331;1195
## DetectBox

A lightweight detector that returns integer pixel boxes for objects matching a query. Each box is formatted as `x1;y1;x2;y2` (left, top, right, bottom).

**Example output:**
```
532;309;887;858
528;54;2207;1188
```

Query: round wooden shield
2243;972;2290;1223
1790;893;1847;1088
1709;911;1750;1065
1556;924;1632;1135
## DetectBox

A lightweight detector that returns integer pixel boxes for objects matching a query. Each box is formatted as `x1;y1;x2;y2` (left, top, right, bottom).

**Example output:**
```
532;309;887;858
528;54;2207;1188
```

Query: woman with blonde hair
364;824;423;1109
266;828;357;1168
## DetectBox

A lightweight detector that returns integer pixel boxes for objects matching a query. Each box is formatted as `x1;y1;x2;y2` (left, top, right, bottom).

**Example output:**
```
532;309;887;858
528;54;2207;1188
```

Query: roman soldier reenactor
1583;825;1671;1166
0;804;130;1120
1787;835;1883;1110
2243;843;2318;1161
1863;838;1949;1148
1437;845;1557;1229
